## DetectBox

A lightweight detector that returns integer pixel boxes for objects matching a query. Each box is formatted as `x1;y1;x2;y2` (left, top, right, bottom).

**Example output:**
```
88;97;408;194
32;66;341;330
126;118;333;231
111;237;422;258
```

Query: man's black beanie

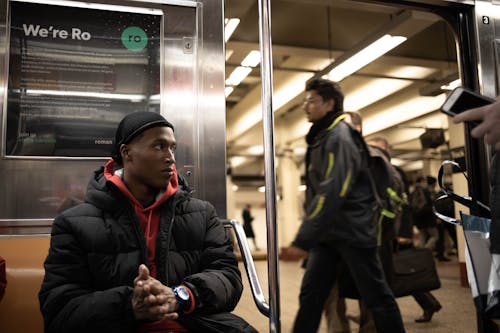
112;111;174;164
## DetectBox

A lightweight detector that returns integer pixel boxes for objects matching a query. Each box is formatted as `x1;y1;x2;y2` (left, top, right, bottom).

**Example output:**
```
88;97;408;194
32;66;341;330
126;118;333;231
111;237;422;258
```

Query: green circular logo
121;26;148;51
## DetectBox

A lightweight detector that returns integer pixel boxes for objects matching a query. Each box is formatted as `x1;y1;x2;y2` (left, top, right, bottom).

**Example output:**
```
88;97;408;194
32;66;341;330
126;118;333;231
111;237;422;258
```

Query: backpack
366;146;404;245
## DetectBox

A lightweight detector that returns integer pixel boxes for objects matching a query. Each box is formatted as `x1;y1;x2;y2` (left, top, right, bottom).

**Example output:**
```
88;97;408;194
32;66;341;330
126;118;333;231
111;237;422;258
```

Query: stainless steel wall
0;0;226;234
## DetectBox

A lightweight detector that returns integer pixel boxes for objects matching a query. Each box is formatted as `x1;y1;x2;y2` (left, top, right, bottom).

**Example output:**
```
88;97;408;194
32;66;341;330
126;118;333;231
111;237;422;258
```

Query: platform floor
233;255;478;333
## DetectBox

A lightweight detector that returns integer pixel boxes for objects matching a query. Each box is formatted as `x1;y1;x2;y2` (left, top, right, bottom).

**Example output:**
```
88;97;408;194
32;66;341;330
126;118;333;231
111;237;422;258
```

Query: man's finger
137;264;150;280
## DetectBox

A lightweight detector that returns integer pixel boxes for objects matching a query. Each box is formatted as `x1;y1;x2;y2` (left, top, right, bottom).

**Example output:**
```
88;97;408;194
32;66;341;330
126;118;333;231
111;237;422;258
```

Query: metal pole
257;0;281;332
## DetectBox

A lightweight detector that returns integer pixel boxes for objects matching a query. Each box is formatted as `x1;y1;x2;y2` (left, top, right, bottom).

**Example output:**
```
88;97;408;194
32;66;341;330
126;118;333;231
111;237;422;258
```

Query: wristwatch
173;285;190;310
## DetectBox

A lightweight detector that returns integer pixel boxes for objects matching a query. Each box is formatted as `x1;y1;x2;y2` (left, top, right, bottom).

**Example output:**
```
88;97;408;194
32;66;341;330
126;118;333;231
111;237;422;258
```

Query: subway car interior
0;0;499;332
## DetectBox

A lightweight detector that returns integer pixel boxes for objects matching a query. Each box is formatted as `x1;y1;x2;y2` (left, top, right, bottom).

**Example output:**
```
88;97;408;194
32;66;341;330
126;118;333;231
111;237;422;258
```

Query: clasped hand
132;264;179;322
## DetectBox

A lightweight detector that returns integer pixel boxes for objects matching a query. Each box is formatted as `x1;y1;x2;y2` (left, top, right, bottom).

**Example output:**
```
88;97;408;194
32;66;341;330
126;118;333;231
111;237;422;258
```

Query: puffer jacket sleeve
292;124;361;250
182;202;243;314
39;212;137;333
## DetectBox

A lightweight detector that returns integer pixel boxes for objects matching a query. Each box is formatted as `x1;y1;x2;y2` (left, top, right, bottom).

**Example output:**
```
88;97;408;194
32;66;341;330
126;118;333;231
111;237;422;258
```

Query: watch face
176;286;189;301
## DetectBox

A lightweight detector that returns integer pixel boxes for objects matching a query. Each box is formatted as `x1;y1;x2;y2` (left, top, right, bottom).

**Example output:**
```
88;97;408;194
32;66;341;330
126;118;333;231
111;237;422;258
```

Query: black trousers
292;243;406;333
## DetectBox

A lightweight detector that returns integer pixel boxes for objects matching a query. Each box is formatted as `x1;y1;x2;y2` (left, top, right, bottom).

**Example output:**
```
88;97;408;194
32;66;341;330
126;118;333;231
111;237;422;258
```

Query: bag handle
436;160;490;219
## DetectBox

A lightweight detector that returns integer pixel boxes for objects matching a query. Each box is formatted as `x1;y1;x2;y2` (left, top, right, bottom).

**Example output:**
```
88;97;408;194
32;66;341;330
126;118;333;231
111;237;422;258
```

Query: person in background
39;111;256;333
281;78;405;333
242;204;260;251
397;174;442;323
410;176;438;250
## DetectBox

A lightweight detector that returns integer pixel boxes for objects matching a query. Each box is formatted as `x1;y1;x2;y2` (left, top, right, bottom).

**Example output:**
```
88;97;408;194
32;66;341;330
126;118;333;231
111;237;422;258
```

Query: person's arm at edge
453;97;500;150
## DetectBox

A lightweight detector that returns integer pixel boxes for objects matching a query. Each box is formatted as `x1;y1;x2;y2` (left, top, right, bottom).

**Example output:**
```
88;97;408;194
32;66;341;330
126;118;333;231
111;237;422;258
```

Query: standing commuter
397;174;442;323
410;176;438;249
281;78;406;333
39;111;257;333
242;204;260;251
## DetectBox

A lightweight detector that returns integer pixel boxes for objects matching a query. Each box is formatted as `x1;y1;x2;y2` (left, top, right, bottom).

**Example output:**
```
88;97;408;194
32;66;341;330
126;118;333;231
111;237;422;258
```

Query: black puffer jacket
293;114;376;250
39;166;254;333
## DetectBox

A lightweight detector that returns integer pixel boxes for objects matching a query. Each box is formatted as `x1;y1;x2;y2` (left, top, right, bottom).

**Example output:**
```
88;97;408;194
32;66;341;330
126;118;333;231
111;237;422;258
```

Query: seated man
39;111;256;333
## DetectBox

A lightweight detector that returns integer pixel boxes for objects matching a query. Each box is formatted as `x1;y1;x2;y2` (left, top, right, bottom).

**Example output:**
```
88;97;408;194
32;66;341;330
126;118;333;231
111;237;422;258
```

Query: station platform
234;255;477;333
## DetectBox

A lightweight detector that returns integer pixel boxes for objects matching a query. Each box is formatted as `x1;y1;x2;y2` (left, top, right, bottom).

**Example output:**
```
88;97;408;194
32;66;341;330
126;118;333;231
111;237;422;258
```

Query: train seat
0;236;49;333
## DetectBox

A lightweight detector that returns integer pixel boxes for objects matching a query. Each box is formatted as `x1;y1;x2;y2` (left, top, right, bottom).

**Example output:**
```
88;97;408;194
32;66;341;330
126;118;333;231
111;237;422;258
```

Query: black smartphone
441;87;494;117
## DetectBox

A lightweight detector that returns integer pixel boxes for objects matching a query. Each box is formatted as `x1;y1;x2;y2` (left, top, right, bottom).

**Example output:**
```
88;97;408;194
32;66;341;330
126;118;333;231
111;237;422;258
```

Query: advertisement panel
5;1;162;157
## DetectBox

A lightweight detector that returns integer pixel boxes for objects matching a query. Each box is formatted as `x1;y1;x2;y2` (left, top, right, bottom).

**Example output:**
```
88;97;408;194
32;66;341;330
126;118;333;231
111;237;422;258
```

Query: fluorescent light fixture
293;146;307;156
298;184;307;192
258;186;265;193
241;50;261;67
325;34;407;82
232;184;239;192
26;89;145;101
246;145;264;155
225;66;252;86
225;86;234;97
390;158;405;167
226;49;234;61
363;94;446;135
441;79;461;91
224;18;240;43
385;65;437;79
231;156;247;168
344;78;412;111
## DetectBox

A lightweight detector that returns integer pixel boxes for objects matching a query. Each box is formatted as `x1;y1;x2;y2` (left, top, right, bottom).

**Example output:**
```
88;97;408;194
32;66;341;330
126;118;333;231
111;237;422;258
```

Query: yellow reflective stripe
327;114;347;131
339;169;352;198
377;213;384;246
387;187;402;203
308;195;325;219
325;152;334;178
380;208;396;219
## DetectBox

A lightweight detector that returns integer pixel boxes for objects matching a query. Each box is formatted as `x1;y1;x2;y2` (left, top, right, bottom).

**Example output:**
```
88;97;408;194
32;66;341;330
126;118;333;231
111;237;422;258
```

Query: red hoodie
104;160;190;333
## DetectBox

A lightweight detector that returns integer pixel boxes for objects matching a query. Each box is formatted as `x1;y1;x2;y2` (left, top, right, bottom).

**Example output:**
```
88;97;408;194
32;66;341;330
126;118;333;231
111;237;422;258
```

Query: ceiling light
225;66;252;86
231;156;247;168
246;145;264;155
344;78;412;111
293;146;307;156
385;65;437;79
241;50;261;67
232;184;239;192
363;94;447;135
298;184;306;192
224;18;240;43
325;34;407;82
258;186;265;193
390;158;405;167
441;79;461;91
225;86;234;97
226;49;234;61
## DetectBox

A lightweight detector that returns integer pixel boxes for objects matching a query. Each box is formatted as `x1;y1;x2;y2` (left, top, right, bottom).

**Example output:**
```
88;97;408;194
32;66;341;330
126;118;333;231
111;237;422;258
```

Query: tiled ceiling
225;0;460;187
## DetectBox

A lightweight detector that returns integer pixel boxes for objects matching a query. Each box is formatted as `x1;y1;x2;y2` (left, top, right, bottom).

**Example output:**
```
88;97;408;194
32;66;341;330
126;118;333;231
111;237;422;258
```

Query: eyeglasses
302;98;323;106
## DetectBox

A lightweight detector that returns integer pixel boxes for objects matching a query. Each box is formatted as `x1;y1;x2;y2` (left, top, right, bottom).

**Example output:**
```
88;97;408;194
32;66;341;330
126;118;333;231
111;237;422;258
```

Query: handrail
222;219;270;317
258;0;281;332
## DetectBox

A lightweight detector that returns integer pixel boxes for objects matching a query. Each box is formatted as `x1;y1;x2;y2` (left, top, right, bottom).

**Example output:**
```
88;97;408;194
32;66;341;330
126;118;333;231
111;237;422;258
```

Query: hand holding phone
447;88;500;150
441;87;494;118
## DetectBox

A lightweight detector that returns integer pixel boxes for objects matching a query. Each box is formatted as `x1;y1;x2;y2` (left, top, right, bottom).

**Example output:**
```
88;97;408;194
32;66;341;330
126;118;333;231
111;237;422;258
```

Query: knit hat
112;111;174;164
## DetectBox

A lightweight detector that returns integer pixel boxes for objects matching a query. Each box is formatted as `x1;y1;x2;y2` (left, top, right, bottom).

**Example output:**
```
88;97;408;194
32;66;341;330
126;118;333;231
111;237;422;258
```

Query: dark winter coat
292;114;377;250
39;166;255;333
